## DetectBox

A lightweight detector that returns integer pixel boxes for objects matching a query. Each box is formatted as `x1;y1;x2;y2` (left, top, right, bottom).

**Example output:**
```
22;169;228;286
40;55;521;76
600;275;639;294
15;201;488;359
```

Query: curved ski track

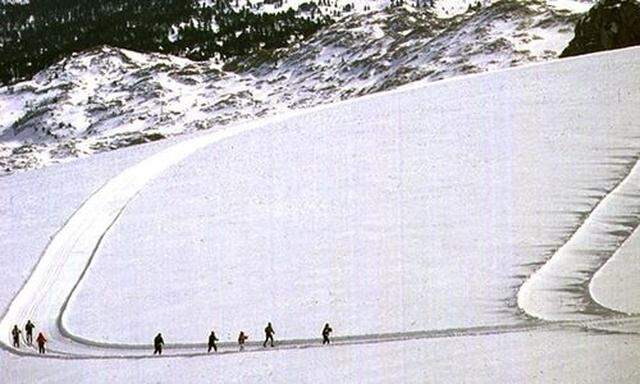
1;116;639;359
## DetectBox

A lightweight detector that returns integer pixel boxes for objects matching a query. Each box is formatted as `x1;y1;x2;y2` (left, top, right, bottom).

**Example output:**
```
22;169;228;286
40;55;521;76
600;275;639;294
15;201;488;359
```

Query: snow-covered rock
0;1;583;175
560;0;640;57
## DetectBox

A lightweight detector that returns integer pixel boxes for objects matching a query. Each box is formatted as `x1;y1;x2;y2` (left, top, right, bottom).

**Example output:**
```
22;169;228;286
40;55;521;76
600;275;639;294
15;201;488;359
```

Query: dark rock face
561;0;640;57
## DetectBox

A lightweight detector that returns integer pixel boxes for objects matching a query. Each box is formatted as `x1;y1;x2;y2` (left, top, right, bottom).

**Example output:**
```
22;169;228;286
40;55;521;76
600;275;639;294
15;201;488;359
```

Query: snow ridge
518;154;640;320
3;48;640;359
0;112;276;357
0;1;581;175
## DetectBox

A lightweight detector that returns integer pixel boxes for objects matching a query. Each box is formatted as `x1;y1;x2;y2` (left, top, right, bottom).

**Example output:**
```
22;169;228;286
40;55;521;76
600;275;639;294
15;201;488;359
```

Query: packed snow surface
59;46;640;344
2;331;640;383
590;209;640;314
519;151;640;320
1;45;640;383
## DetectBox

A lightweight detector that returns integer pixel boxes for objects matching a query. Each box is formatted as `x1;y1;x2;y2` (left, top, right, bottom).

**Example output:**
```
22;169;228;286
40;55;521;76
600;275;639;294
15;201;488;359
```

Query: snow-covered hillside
0;0;593;19
0;0;584;175
61;45;640;344
1;45;640;383
206;0;592;19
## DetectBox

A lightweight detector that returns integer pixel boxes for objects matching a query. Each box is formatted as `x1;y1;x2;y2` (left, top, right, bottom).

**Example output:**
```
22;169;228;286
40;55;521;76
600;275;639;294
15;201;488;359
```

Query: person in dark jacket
263;322;275;348
11;325;21;348
238;331;248;351
208;330;218;353
36;332;47;354
25;320;35;344
322;323;333;345
153;333;164;355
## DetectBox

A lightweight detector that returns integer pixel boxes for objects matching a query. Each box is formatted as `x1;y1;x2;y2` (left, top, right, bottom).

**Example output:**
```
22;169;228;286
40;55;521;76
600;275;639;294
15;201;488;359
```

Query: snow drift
1;45;639;355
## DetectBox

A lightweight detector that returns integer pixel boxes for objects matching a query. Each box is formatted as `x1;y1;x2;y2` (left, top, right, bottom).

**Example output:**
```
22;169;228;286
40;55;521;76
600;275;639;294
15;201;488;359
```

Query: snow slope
1;47;640;382
0;48;640;383
519;151;640;320
2;331;640;383
590;203;640;314
0;0;581;175
60;45;640;345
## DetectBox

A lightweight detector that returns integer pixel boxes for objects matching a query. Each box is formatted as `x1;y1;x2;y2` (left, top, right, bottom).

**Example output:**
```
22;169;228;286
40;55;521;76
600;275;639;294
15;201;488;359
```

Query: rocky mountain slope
0;0;586;174
561;0;640;57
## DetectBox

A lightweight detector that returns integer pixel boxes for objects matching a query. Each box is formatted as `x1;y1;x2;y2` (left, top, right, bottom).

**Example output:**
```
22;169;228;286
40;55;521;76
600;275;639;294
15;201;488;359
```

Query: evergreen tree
0;0;332;85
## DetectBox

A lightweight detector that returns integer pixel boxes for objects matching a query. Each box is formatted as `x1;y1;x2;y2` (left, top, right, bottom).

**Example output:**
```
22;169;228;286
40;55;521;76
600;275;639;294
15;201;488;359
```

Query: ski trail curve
518;153;640;321
2;111;640;358
0;115;287;357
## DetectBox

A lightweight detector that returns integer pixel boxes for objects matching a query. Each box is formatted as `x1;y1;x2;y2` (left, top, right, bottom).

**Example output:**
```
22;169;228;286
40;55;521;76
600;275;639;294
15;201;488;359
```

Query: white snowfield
2;47;640;382
592;217;640;314
519;152;640;320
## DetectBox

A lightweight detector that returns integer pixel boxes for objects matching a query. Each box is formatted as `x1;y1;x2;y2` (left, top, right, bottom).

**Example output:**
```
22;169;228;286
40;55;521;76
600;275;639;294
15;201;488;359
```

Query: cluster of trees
0;0;332;85
175;3;331;60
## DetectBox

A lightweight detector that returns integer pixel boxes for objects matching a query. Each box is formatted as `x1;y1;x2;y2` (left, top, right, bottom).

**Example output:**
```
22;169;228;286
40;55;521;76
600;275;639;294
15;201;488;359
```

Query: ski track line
0;111;305;358
3;317;640;360
518;152;640;321
2;112;640;358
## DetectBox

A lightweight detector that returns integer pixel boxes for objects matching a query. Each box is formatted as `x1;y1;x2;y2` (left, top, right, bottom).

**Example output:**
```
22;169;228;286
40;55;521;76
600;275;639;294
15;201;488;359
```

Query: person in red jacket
36;332;47;354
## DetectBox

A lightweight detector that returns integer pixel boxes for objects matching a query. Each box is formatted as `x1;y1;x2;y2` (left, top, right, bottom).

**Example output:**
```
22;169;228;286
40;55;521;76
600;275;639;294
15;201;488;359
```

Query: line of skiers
10;320;333;356
153;322;333;355
11;321;47;354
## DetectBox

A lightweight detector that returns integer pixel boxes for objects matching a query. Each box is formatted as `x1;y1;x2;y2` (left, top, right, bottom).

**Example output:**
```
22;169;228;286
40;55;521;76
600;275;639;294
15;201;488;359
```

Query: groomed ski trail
2;106;638;358
3;52;640;359
518;154;640;320
0;112;295;358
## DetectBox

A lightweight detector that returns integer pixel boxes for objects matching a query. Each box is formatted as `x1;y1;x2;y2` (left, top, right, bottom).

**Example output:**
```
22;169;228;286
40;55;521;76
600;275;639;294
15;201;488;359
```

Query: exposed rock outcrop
561;0;640;57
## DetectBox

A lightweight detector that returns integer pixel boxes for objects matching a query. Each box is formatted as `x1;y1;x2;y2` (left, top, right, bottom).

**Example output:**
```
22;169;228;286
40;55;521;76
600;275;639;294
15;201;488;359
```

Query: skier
322;323;333;345
238;331;248;351
263;322;275;348
36;332;47;354
25;320;35;344
11;325;21;348
208;330;218;353
153;333;164;355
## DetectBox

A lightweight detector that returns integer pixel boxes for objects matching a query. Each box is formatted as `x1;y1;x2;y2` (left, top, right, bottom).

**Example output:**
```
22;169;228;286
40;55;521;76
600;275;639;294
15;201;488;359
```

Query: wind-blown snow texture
592;229;640;314
59;46;640;345
0;0;583;175
1;45;640;382
519;151;640;320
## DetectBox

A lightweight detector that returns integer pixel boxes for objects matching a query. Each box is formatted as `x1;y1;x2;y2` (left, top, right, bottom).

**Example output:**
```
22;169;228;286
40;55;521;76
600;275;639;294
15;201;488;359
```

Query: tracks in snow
518;154;640;321
5;316;640;360
0;117;277;358
1;113;640;359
